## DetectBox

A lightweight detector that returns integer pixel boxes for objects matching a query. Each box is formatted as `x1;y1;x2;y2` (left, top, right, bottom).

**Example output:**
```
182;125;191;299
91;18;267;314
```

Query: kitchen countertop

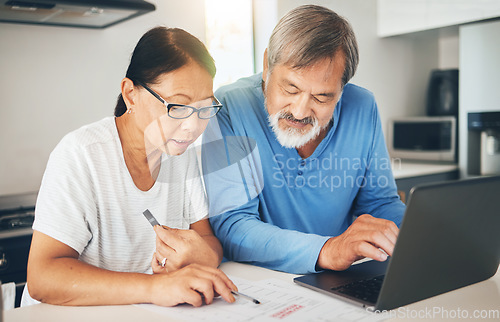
0;227;33;240
392;161;459;179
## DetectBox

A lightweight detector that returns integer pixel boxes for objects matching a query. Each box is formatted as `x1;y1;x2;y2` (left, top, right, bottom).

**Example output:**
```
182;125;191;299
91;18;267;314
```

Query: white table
5;262;500;321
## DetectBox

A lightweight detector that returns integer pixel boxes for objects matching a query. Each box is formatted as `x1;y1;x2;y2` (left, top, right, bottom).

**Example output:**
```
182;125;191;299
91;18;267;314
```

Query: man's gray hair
267;5;359;87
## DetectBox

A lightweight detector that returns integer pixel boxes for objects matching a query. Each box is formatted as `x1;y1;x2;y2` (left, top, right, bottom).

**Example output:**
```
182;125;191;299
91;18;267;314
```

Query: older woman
22;26;236;307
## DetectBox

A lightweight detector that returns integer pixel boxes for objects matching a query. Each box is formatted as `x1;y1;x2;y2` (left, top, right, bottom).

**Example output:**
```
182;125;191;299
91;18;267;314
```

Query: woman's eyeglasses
135;81;222;119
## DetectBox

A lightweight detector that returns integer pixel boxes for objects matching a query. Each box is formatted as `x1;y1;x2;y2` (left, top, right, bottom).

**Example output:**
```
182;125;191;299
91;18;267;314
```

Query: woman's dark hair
114;27;216;117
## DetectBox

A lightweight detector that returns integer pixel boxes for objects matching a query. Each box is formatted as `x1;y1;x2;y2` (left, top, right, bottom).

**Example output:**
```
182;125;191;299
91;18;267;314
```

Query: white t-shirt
22;117;208;306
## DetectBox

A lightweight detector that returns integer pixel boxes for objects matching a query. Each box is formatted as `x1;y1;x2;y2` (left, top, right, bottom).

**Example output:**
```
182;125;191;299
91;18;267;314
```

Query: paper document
137;276;386;321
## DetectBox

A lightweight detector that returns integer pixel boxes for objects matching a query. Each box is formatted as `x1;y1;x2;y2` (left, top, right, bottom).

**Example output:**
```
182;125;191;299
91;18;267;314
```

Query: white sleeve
33;134;94;254
183;148;209;225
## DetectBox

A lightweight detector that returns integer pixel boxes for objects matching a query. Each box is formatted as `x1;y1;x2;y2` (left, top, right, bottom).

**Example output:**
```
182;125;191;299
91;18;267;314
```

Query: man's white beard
268;110;323;149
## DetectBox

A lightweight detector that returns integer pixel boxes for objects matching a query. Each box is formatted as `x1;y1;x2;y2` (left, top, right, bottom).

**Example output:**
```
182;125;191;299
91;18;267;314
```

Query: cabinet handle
0;252;8;269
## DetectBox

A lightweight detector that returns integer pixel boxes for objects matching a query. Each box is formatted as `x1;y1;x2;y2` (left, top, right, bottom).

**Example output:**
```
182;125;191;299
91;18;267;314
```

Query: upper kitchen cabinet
378;0;500;37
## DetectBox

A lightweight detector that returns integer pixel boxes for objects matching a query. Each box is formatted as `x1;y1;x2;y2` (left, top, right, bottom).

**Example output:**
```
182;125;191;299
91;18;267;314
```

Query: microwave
387;116;457;162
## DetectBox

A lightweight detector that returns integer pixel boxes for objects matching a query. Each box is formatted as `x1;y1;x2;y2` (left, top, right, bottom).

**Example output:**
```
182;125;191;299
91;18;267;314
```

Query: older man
202;5;405;274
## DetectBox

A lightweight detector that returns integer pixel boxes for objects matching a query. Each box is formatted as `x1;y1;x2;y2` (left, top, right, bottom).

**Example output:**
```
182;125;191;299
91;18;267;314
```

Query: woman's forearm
28;257;154;306
28;256;237;307
201;234;224;267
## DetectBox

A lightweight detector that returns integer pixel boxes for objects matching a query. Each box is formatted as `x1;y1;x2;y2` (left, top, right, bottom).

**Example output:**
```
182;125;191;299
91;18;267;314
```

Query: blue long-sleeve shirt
202;73;405;274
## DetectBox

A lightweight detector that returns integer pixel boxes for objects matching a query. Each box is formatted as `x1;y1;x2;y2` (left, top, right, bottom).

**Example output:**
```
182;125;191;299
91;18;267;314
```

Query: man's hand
317;214;399;271
151;225;219;273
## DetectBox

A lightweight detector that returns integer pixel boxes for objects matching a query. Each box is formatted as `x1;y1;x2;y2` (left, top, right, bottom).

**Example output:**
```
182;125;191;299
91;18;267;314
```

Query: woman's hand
152;225;220;273
149;264;237;307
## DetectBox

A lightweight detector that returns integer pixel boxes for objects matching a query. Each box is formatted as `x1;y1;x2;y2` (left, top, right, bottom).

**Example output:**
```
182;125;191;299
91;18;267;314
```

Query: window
205;0;255;90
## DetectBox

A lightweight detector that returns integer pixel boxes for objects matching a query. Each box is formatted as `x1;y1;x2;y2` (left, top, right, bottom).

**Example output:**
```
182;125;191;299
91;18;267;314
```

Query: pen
231;290;261;304
142;209;167;267
143;209;160;227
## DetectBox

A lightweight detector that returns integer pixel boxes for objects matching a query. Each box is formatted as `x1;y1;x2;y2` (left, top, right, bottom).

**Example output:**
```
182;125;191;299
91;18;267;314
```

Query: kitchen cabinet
459;20;500;114
378;0;500;37
459;20;500;177
0;192;36;307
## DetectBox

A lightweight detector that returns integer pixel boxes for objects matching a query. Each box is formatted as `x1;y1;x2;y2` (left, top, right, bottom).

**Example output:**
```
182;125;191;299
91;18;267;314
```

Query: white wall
438;26;459;69
0;0;206;195
273;0;441;136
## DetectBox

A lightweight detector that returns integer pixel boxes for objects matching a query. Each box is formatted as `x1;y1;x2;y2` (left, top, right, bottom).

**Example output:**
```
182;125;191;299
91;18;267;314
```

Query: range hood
0;0;155;28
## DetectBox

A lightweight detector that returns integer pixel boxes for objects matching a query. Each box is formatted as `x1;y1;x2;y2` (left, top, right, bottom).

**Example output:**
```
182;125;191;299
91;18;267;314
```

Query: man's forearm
210;211;330;274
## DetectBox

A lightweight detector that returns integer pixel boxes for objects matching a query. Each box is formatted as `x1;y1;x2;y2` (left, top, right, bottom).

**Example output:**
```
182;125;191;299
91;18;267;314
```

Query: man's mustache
279;112;315;125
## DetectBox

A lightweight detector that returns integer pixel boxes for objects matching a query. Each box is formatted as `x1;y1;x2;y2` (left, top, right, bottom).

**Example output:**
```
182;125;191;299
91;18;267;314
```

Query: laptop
294;176;500;311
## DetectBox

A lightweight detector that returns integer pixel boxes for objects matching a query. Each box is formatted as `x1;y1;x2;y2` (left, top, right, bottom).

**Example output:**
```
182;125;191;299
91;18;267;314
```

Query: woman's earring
127;108;134;114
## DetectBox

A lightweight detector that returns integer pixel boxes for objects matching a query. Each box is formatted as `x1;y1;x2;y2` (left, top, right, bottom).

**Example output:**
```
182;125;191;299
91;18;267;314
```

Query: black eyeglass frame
134;80;222;119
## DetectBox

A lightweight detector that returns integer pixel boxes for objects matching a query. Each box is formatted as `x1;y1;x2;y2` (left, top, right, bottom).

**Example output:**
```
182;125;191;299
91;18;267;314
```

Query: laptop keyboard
331;275;385;304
